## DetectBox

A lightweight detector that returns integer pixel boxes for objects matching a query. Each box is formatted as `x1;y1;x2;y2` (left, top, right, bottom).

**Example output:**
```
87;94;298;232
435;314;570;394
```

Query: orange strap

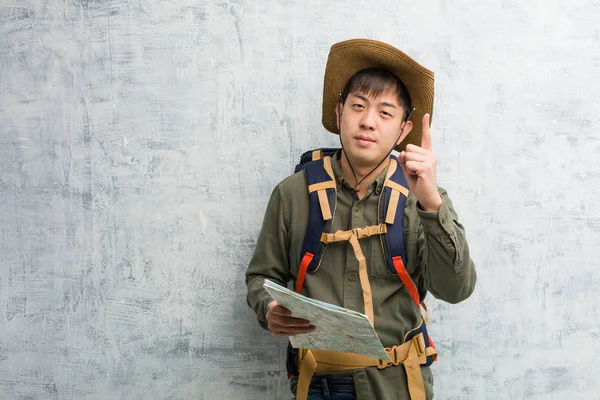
306;156;335;221
385;189;400;224
295;252;314;293
318;225;387;325
320;224;387;244
317;189;333;220
381;160;409;224
392;256;421;307
312;150;324;161
348;234;374;325
429;337;436;350
322;156;334;180
385;179;409;197
308;181;337;193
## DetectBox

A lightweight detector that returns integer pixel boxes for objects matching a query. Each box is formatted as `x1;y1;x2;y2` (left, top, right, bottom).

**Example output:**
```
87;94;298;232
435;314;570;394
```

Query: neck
339;150;390;198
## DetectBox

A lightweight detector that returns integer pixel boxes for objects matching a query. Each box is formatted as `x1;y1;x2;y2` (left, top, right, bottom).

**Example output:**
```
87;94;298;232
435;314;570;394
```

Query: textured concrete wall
1;0;599;399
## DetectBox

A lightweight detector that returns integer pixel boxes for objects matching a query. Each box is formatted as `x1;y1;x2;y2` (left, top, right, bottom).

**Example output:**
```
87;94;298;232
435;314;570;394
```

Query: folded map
263;279;391;361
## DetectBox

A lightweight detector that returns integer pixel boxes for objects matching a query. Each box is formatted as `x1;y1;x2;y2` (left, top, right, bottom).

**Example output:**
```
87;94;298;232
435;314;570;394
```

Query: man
246;38;476;400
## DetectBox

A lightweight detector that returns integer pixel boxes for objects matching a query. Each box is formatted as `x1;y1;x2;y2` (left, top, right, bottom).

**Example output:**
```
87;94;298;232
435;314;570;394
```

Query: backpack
285;148;437;378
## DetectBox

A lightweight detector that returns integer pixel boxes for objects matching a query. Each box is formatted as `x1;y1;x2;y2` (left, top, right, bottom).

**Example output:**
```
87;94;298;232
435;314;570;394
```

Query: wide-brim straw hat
322;39;435;151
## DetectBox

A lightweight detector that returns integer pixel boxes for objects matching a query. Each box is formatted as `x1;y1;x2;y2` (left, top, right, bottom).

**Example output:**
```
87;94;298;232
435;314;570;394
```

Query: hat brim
322;39;435;152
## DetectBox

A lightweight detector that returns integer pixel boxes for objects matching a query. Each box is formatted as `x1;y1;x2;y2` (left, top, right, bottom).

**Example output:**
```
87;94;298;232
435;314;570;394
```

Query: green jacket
246;151;477;399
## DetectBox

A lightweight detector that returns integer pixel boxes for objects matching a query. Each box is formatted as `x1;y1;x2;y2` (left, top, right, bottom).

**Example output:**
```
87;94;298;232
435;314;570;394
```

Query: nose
360;109;376;130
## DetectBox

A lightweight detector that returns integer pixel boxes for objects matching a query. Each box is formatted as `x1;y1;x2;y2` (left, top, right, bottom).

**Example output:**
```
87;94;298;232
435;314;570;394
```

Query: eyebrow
352;94;398;109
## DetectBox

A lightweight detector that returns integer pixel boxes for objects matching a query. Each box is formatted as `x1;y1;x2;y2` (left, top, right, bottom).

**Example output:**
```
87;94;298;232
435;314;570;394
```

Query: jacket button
349;274;356;281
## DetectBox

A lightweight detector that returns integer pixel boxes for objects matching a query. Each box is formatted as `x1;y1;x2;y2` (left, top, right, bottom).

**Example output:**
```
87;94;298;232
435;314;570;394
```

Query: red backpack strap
391;256;421;307
295;252;315;293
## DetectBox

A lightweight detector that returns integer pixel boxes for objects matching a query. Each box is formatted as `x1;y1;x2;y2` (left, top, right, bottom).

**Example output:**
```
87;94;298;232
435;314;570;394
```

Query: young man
246;39;476;400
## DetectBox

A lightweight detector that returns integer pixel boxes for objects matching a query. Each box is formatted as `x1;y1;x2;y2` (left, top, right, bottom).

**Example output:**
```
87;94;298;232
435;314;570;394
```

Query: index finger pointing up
421;113;432;151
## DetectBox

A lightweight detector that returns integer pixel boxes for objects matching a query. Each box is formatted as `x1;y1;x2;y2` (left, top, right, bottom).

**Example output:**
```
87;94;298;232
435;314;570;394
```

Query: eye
381;111;393;117
352;104;364;109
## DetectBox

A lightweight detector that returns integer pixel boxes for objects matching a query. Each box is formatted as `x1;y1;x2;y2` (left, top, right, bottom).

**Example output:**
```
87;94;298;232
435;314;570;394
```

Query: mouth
355;135;376;146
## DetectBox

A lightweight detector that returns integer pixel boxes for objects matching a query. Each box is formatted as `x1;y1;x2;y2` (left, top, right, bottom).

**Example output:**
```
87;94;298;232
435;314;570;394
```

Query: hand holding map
263;280;392;362
266;300;316;336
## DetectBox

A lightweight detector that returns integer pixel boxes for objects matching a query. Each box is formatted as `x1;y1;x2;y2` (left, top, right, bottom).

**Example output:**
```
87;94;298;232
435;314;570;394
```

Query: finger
403;152;427;163
405;161;426;175
270;324;316;337
405;144;430;155
269;304;292;317
398;151;406;166
271;322;316;333
398;151;412;175
420;113;432;151
279;315;312;327
398;152;418;176
268;313;312;327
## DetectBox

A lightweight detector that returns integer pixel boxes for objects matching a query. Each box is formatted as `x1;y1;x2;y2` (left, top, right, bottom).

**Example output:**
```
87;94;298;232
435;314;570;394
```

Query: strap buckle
376;333;426;370
412;333;425;357
353;224;387;240
377;360;391;369
377;346;401;369
320;233;328;244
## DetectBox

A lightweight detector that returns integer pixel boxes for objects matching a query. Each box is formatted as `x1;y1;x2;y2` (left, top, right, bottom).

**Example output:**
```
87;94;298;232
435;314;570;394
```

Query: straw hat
322;39;435;151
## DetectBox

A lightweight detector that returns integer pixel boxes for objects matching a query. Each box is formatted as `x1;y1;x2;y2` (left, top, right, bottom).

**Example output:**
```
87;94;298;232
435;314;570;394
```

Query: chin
347;147;385;164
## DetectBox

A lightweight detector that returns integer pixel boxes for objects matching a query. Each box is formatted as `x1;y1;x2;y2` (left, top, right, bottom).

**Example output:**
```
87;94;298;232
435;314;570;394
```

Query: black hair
339;67;412;121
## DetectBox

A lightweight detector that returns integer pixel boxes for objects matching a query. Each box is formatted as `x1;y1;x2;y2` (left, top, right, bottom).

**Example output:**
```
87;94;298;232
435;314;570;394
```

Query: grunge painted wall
0;0;598;398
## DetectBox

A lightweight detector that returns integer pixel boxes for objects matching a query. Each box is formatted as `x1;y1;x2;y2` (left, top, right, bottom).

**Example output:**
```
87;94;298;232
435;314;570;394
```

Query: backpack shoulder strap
379;157;421;306
295;148;340;173
295;156;337;293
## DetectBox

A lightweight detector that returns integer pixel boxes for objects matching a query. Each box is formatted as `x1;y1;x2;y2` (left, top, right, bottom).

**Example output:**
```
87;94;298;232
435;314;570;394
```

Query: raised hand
398;113;443;212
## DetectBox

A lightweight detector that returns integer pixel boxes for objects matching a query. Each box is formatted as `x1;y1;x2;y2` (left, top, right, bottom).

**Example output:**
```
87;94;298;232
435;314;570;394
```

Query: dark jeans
295;376;356;400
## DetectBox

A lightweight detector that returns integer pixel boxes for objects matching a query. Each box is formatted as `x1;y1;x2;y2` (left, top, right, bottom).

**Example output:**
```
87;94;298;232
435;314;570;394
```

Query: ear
335;103;342;130
396;120;413;145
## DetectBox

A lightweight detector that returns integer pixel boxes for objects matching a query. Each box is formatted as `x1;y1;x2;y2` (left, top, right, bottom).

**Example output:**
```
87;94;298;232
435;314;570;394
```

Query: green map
263;280;391;362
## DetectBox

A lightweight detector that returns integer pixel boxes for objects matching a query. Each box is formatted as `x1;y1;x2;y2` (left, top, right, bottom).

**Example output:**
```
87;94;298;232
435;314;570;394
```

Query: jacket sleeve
417;188;477;304
245;184;292;330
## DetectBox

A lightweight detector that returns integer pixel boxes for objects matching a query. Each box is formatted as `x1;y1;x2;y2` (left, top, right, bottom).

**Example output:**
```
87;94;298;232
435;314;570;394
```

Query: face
336;90;412;167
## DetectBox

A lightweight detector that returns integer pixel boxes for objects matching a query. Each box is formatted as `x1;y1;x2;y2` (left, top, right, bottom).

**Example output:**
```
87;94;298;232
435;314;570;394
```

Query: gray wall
1;0;599;399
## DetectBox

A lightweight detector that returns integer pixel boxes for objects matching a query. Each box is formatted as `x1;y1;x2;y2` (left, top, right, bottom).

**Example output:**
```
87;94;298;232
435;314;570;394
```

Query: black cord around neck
338;106;415;192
